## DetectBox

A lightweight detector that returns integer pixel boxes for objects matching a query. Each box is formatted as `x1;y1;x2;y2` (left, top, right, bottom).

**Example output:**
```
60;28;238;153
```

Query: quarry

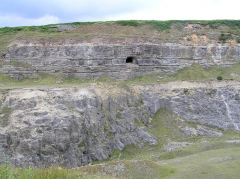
1;20;240;178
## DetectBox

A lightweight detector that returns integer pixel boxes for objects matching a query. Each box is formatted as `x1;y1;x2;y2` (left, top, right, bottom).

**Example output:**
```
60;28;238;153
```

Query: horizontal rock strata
1;42;240;79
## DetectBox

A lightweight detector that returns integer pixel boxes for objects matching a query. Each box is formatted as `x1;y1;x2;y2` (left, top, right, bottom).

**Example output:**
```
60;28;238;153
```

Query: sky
0;0;239;27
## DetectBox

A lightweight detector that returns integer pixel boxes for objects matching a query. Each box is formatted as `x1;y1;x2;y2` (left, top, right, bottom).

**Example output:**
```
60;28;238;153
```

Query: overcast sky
0;0;239;27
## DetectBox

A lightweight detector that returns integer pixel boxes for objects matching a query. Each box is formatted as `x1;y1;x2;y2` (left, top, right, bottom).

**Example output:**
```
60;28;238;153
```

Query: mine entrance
126;56;135;63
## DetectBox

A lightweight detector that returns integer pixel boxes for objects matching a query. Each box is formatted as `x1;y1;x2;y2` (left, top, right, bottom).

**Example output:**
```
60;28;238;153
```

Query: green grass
0;107;12;127
82;146;240;179
0;30;90;54
159;147;240;179
79;160;175;179
1;20;240;56
1;62;240;89
218;33;233;43
127;62;240;85
8;61;33;68
0;165;114;179
105;20;240;32
0;22;98;34
165;63;240;81
115;20;140;27
0;160;174;179
0;25;58;34
2;20;240;33
0;73;119;89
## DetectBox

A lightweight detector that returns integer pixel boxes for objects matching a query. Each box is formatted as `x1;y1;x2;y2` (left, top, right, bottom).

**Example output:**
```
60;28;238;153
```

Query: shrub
183;88;189;94
218;33;232;43
115;20;140;27
237;38;240;43
217;76;223;81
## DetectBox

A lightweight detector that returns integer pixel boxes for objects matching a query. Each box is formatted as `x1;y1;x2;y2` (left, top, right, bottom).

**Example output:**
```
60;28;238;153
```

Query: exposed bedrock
0;86;157;167
1;42;240;79
0;82;240;167
141;83;240;130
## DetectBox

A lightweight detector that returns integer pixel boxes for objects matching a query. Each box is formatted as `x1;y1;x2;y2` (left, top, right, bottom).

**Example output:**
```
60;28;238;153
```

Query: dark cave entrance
126;56;135;63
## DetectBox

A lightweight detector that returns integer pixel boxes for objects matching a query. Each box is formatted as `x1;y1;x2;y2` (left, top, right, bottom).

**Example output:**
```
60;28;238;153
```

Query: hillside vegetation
1;20;240;33
0;62;240;89
1;20;240;54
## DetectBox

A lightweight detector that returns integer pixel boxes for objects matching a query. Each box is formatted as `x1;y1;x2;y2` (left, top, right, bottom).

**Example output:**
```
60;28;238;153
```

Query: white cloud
0;15;60;27
0;0;239;27
101;0;240;21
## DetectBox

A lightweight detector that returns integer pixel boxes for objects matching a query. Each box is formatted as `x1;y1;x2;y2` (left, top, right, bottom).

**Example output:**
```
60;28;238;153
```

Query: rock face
141;82;240;130
180;125;223;137
0;82;240;167
0;86;157;167
1;41;240;79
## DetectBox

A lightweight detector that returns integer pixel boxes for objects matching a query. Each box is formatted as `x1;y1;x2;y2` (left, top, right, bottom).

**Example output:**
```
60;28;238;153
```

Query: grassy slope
160;147;240;179
79;160;174;179
127;63;240;85
1;20;240;33
0;20;240;54
0;62;240;89
0;166;116;179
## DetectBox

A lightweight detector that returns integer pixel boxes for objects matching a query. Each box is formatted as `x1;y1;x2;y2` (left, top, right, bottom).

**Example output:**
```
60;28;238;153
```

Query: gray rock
56;25;76;31
141;85;240;130
0;87;157;168
164;142;193;152
1;82;240;168
2;42;240;79
136;127;158;145
225;140;240;144
180;125;223;137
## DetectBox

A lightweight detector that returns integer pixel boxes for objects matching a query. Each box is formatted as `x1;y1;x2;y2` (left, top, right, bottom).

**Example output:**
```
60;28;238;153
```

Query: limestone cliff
1;21;240;169
1;41;240;79
0;81;240;167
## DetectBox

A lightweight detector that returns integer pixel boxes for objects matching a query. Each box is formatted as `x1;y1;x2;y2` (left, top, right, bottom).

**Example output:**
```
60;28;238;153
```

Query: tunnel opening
126;56;135;63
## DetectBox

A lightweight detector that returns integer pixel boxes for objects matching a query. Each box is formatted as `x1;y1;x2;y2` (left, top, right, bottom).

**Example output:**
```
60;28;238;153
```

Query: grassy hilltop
1;20;240;53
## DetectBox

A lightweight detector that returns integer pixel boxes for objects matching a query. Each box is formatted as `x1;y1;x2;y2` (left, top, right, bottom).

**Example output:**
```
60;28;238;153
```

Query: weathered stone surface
0;81;240;167
1;41;240;79
0;86;156;168
164;142;193;152
180;126;223;137
225;140;240;144
140;82;240;130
